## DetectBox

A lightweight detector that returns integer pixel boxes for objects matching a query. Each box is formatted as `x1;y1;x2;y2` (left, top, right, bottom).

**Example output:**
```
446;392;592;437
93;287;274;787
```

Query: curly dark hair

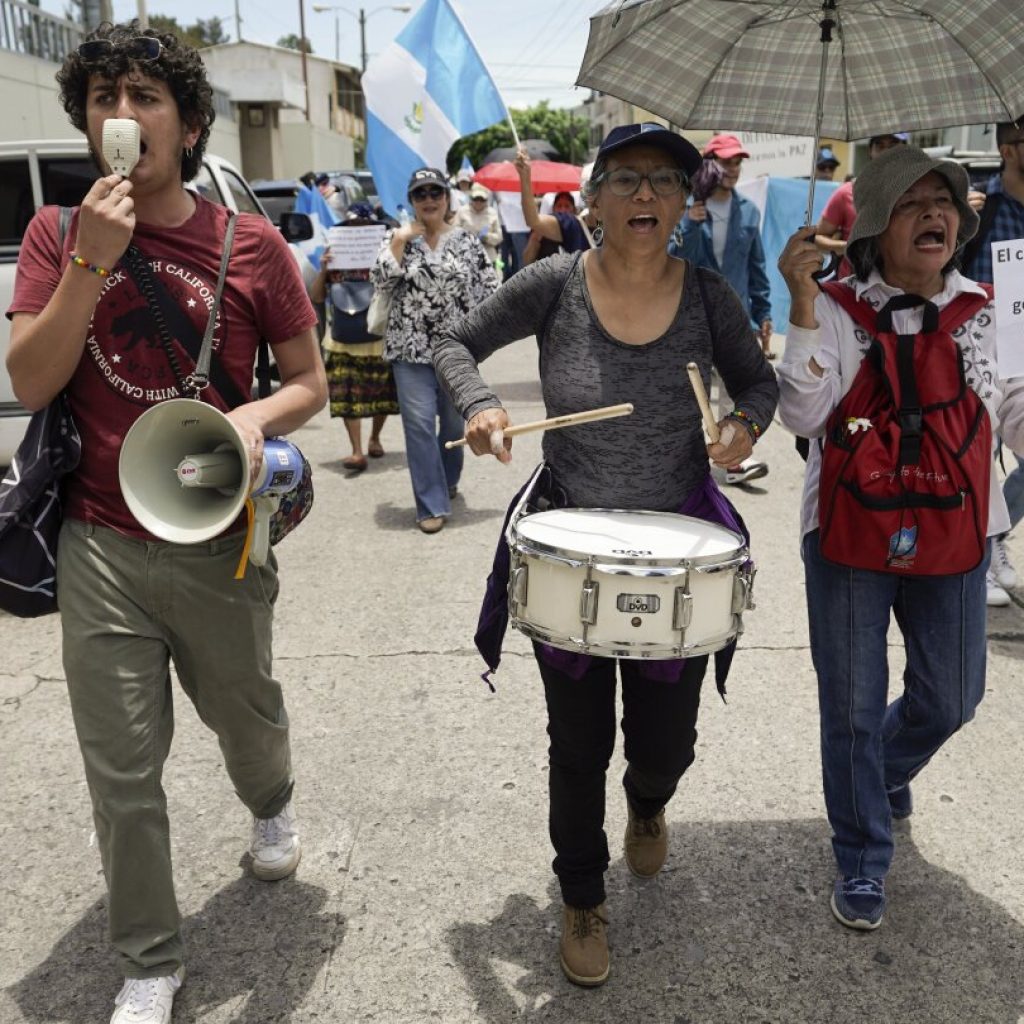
56;21;215;182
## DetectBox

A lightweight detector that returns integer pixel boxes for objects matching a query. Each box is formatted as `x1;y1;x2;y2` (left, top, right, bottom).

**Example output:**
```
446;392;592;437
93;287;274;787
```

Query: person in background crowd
370;167;498;533
515;151;592;264
670;132;772;485
777;145;1024;933
315;172;345;218
961;119;1024;606
435;122;777;988
455;182;502;266
815;147;840;181
451;167;473;210
7;21;327;1023
311;204;398;473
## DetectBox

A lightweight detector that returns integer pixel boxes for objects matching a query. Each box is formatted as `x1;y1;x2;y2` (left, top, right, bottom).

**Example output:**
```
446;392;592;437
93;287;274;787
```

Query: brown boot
559;903;609;987
624;806;667;878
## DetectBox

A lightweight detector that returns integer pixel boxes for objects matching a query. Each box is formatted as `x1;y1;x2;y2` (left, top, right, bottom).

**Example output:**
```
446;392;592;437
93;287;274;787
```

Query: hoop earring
592;222;603;246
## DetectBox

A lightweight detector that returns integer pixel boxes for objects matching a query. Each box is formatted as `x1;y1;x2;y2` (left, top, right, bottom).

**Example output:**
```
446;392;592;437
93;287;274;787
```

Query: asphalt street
2;335;1023;1024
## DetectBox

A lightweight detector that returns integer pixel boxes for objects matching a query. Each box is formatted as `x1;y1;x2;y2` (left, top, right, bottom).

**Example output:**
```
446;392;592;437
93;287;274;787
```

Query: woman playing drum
433;123;778;987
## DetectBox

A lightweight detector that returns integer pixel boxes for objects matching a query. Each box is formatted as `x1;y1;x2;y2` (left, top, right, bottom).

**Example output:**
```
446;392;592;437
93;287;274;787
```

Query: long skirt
326;351;400;419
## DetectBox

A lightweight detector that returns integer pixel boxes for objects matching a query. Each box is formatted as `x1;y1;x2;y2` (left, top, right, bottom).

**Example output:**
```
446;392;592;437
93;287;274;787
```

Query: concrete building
199;41;363;182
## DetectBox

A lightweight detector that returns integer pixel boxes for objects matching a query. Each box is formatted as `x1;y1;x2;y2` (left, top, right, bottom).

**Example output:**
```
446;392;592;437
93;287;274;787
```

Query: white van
0;142;314;466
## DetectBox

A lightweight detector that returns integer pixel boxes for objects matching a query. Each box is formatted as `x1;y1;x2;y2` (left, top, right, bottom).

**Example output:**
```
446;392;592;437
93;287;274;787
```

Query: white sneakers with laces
110;967;184;1024
249;802;301;880
991;535;1018;590
986;570;1011;607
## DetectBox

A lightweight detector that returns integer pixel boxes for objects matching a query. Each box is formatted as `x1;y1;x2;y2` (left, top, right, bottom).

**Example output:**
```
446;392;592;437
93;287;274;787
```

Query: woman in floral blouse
371;167;499;533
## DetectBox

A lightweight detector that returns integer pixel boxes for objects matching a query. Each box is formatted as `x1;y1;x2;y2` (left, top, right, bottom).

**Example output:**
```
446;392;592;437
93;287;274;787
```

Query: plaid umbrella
579;0;1023;139
577;0;1024;216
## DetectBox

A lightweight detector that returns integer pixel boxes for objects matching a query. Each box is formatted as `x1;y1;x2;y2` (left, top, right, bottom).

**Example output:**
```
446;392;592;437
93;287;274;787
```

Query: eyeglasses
471;196;487;202
77;37;164;62
410;185;446;201
595;167;688;198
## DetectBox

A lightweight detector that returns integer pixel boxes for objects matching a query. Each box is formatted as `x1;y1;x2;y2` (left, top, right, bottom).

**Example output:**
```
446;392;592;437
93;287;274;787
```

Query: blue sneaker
831;876;885;930
888;784;913;820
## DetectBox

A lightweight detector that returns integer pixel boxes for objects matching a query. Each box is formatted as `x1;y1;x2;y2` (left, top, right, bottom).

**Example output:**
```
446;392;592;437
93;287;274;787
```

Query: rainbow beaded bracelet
70;253;110;278
728;408;762;440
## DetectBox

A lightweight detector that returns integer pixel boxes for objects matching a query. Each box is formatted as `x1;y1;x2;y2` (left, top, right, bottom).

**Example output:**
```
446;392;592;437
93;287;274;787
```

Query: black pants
538;649;707;908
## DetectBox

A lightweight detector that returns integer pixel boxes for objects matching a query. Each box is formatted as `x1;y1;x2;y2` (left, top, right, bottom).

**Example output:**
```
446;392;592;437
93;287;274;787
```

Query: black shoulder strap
961;189;1003;272
538;251;583;348
57;206;72;248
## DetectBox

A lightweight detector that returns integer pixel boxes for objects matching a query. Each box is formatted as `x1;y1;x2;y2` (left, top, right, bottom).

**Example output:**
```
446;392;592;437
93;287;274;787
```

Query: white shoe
250;802;301;880
986;571;1011;607
991;536;1017;589
724;459;769;485
110;967;184;1024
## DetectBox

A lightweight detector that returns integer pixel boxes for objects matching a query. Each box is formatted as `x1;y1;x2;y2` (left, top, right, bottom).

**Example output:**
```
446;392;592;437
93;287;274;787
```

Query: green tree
447;101;589;172
148;14;230;49
277;33;313;53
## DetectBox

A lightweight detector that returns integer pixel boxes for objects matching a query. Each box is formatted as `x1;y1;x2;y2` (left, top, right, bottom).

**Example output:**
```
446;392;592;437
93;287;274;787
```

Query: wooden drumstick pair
444;367;717;449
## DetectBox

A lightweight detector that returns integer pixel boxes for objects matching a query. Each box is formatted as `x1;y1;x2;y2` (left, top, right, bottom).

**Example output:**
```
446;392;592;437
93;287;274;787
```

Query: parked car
0;141;312;467
923;147;1002;189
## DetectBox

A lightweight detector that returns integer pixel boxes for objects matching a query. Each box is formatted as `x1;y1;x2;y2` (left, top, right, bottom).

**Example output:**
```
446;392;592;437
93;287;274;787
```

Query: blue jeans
1004;455;1024;532
802;530;988;880
390;360;463;521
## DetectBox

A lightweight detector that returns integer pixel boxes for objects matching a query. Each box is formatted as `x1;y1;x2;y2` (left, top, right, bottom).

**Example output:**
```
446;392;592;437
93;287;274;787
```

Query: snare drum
507;508;754;659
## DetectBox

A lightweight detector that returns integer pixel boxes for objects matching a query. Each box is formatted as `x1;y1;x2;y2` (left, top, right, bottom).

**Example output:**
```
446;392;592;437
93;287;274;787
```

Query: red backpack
817;283;993;575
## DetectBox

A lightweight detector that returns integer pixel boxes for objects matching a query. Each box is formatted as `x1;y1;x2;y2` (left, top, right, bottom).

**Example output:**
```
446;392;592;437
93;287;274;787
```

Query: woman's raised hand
465;407;512;463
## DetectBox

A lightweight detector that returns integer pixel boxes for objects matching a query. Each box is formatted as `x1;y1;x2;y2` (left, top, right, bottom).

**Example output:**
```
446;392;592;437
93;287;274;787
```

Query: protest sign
327;225;388;270
992;238;1024;380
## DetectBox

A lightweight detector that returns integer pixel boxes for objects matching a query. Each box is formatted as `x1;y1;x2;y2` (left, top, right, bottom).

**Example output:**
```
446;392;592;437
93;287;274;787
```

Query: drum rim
511;507;746;569
513;616;740;659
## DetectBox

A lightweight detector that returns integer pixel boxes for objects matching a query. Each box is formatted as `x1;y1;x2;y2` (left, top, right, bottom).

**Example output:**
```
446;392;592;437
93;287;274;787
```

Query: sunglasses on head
411;185;446;201
77;37;164;62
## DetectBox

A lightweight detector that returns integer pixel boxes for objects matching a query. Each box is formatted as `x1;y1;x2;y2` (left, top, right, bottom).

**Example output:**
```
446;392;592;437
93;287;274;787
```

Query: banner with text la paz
362;0;508;219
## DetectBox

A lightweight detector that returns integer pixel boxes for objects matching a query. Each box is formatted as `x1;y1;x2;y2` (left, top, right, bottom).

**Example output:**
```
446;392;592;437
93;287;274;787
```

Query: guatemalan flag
362;0;508;219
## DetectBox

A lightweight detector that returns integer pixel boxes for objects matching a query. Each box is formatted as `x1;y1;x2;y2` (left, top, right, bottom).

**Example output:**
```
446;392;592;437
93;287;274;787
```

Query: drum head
514;508;743;565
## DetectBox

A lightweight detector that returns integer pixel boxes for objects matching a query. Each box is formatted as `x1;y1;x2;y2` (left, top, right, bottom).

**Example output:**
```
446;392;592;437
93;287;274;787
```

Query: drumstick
444;402;634;449
686;362;720;444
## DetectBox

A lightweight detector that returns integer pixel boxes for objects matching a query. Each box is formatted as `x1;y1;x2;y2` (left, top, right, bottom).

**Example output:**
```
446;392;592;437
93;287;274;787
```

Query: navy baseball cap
817;146;840;167
596;123;702;178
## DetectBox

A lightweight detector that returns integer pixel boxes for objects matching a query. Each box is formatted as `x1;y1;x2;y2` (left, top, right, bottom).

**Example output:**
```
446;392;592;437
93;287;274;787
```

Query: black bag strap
960;189;1003;273
121;214;241;404
693;264;718;350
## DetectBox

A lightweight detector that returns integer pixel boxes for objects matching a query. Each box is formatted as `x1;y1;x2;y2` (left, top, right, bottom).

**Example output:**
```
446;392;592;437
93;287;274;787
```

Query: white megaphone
118;398;304;569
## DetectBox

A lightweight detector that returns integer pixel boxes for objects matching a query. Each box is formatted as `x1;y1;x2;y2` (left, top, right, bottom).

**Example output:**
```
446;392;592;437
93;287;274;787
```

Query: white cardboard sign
327;225;388;270
992;237;1024;380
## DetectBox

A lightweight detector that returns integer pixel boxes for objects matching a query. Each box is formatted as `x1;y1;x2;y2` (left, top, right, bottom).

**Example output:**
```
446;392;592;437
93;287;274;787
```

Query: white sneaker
986;570;1011;607
724;459;769;485
249;802;301;880
110;967;184;1024
991;536;1017;589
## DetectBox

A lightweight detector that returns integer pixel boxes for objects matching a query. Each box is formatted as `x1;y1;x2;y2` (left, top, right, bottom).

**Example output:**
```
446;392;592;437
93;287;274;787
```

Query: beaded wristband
70;253;110;278
728;409;761;441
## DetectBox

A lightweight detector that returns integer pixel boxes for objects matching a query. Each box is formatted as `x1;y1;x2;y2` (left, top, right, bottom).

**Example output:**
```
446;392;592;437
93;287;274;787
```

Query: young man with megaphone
5;21;327;1024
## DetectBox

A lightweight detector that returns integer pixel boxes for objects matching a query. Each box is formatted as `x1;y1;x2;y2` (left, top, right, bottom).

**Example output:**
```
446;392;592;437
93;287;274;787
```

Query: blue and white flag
362;0;508;219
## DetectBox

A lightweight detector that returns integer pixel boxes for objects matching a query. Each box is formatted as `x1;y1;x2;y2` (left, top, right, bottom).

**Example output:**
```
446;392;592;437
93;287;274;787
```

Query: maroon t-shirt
820;179;855;278
8;195;317;537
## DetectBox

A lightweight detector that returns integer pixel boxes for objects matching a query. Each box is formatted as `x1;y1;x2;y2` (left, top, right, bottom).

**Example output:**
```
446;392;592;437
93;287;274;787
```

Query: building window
247;106;266;129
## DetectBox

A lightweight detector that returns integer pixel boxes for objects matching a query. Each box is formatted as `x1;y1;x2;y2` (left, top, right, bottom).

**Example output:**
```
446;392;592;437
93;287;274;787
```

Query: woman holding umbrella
777;145;1024;931
434;123;777;987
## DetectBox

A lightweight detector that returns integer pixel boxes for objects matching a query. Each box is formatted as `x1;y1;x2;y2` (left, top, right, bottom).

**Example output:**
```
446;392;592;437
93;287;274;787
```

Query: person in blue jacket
670;133;773;485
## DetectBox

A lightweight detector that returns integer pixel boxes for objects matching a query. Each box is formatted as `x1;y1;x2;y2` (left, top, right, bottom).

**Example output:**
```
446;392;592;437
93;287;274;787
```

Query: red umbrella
474;160;581;195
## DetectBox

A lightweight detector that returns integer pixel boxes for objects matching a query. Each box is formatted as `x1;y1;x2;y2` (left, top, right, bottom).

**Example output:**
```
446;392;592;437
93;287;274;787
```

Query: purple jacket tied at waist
475;465;751;694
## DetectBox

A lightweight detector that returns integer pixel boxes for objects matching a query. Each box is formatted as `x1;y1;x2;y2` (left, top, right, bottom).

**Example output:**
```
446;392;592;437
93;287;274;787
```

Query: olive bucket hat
846;145;980;273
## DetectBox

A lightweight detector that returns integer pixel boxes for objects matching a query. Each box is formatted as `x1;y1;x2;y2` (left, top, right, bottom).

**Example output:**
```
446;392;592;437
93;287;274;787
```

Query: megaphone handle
248;496;278;568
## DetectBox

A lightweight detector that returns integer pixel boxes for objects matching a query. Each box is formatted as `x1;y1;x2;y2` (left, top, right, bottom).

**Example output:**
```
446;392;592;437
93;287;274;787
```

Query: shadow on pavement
447;819;1024;1023
373;501;503;532
8;878;344;1024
